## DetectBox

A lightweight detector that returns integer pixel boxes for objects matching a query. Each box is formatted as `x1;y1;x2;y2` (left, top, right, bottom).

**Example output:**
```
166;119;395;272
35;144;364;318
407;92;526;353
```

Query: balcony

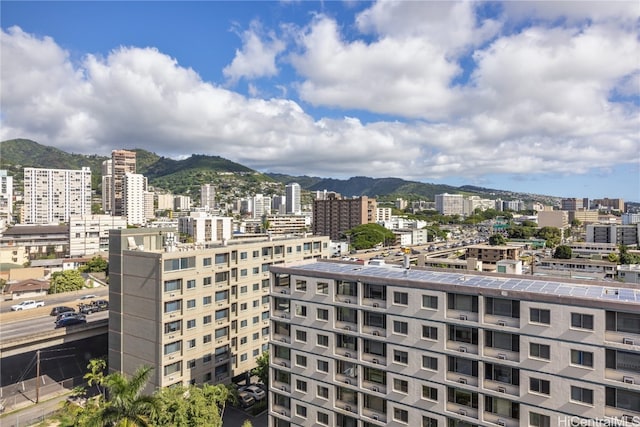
447;310;479;323
446;403;479;420
484;314;520;329
363;326;386;338
274;333;290;345
447;372;479;387
363;353;386;367
336;321;358;334
484;348;519;362
447;341;479;356
362;380;387;395
484;379;519;397
604;369;637;386
272;404;291;419
484;413;518;427
363;409;387;424
336;400;358;415
364;297;387;310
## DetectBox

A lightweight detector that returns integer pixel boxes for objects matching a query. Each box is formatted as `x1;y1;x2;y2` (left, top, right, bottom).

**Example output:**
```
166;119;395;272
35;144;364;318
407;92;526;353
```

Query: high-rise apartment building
286;183;301;215
0;170;14;222
123;173;146;226
435;193;464;216
593;198;625;211
313;195;376;240
101;159;113;214
69;214;127;257
111;150;136;217
201;184;216;210
586;224;640;246
108;228;330;392
23;167;91;224
178;212;233;243
268;260;640;427
157;194;174;211
561;198;584;211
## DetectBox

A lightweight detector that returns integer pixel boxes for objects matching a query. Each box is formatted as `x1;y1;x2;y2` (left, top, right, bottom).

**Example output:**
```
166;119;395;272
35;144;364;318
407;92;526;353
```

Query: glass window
164;320;181;334
317;334;329;347
393;321;408;335
423;416;438;427
186;319;196;329
393;408;408;423
530;342;550;360
422;385;438;401
422;295;438;309
317;385;329;399
295;404;307;418
394;350;408;364
394;378;408;393
317;360;329;372
317;282;329;294
186;279;196;289
530;377;550;395
295;304;307;317
203;315;212;325
296;354;307;367
317;308;329;321
296;379;307;392
164;341;181;355
186;299;196;309
448;293;478;312
394;292;408;305
203;257;212;266
317;412;329;425
164;300;181;314
422;325;438;340
571;350;594;368
295;280;307;291
422;355;438;370
296;330;307;342
529;412;551;427
164;279;182;293
571;386;594;405
530;308;551;324
163;361;181;376
571;313;594;330
203;296;212;305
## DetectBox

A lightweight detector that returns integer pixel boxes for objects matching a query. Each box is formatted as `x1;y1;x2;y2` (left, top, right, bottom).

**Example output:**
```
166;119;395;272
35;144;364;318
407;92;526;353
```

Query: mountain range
0;139;557;203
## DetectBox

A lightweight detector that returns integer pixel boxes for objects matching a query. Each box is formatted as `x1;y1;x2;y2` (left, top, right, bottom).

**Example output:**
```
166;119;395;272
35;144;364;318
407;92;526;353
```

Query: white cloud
222;20;286;84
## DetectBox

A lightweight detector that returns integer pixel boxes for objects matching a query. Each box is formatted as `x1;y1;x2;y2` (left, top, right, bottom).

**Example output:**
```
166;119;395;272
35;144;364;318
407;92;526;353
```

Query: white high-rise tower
285;182;301;214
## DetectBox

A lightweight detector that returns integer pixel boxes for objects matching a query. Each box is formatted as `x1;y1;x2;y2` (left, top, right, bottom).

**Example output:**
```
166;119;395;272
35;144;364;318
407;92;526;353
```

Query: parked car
11;300;44;311
240;385;266;401
50;306;75;316
238;391;255;408
55;314;86;328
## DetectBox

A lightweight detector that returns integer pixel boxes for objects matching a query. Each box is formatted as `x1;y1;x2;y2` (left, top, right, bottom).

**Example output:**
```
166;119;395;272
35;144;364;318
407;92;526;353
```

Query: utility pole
36;349;40;403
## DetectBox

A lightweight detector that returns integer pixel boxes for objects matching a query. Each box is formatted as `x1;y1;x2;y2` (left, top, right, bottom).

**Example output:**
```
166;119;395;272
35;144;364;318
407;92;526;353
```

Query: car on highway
50;306;75;316
11;300;45;311
79;294;97;300
78;299;108;314
239;384;266;401
55;313;86;328
56;311;79;322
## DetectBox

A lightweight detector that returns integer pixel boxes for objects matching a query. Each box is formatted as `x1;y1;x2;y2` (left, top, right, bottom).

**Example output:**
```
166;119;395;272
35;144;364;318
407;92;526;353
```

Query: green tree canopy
344;224;395;250
619;245;640;265
153;383;228;427
251;351;269;386
535;226;562;248
553;245;572;259
80;256;108;273
488;234;506;246
49;270;85;294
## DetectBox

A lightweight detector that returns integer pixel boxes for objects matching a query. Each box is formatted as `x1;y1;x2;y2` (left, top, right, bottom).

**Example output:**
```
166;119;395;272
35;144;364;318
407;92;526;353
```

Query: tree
571;218;582;227
251;351;269;386
344;224;395;250
607;253;619;263
80;256;108;273
50;270;85;294
553;245;572;259
84;357;107;400
619;245;640;265
535;226;562;248
488;234;506;246
153;383;228;427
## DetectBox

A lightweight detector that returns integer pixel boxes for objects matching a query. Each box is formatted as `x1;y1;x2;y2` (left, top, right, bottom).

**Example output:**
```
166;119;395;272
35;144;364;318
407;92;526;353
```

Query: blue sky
1;1;639;201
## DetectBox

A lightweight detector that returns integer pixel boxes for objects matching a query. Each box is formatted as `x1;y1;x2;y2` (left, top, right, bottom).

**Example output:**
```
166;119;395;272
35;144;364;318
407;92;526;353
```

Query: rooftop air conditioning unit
498;353;507;360
623;376;635;384
459;346;467;353
497;420;506;427
281;361;287;367
460;314;467;321
497;320;507;326
623;338;635;345
281;385;287;391
281;410;286;416
497;386;507;393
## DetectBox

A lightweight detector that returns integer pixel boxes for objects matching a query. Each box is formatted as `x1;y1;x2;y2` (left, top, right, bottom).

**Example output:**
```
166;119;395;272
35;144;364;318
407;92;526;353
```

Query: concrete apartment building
586;224;640;247
285;183;301;215
593;198;625;211
537;210;569;229
123;173;147;226
0;170;14;223
177;212;233;243
313;196;376;240
435;193;464;216
465;245;520;271
111;150;137;217
101;159;113;214
23;167;92;224
268;260;640;427
200;184;216;210
69;215;127;257
108;228;330;391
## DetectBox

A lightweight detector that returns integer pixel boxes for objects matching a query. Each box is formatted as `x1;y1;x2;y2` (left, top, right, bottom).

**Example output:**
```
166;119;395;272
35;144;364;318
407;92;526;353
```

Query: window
187;359;196;369
240;302;247;311
164;320;181;334
215;253;227;265
187;339;196;349
252;267;259;274
317;308;329;321
422;295;438;309
295;404;307;418
296;330;307;342
449;325;478;344
240;285;248;294
296;379;307;392
240;337;247;346
240;320;248;328
317;360;329;372
448;293;478;312
394;350;408;364
571;313;594;330
203;334;212;344
530;308;551;324
484;396;520;418
317;334;329;347
164;279;181;293
295;304;307;317
485;297;519;318
203;354;212;363
295;280;307;291
203;276;212;286
215;290;228;302
606;311;640;334
163;361;181;376
485;331;519;352
317;282;329;294
296;354;307;367
240;251;247;260
186;299;196;309
485;363;519;386
605;387;640;412
394;378;408;393
530;342;550;360
164;341;181;355
164;257;195;272
186;279;196;289
394;292;408;305
240;269;248;277
394;407;408;423
447;356;478;377
605;349;640;373
571;386;594;405
203;296;212;305
317;385;329;399
203;315;212;325
422;355;438;370
164;300;181;314
529;412;551;427
571;350;594;368
317;412;329;425
530;377;550;395
422;325;438;340
253;283;259;291
447;388;478;408
423;416;438;427
203;257;212;266
422;385;438;401
393;321;408;335
252;250;259;258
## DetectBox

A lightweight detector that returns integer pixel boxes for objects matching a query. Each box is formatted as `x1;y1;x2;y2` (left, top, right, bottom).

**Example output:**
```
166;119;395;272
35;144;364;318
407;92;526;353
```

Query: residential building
144;191;155;221
111;150;137;217
313;196;376;240
268;260;640;427
617;265;640;284
435;193;464;216
395;198;407;210
123;173;146;226
201;184;216;210
537;211;569;229
0;170;14;222
586;224;640;247
592;198;625;211
569;242;619;257
69;215;127;257
465;245;520;272
286;183;301;215
265;215;310;235
108;228;330;392
101;159;113;214
174;195;192;212
568;210;600;224
561;198;584;211
157;194;175;211
178;212;233;243
535;257;618;281
375;208;392;222
622;214;640;225
0;224;69;259
23;167;92;224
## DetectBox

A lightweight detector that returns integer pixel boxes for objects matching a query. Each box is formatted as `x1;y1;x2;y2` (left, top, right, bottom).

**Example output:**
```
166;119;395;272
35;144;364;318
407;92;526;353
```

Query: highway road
1;311;109;341
0;287;109;314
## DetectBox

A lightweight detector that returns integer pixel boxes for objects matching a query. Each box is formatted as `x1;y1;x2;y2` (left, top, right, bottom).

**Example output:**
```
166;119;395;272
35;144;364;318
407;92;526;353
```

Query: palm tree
88;366;159;427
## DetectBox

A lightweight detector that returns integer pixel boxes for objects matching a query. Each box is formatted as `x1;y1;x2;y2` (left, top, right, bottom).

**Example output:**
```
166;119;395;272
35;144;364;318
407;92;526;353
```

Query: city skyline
1;1;638;201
